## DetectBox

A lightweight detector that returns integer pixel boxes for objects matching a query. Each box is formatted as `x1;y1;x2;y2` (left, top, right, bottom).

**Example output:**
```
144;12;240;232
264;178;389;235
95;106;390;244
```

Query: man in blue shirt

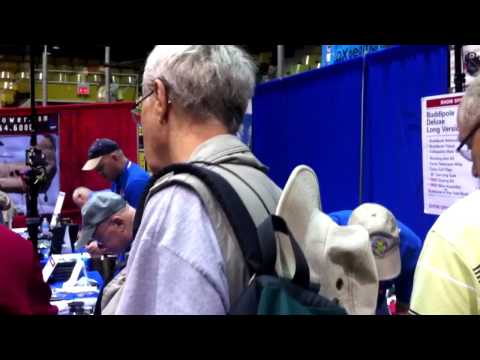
82;138;150;208
81;139;150;271
329;206;423;314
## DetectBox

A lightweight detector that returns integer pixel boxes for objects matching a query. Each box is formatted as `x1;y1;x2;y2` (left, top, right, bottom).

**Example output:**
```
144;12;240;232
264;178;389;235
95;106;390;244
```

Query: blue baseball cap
82;138;120;171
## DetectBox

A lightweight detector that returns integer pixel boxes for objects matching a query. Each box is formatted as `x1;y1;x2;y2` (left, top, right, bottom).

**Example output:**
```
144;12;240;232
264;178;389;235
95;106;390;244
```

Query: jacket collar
188;134;268;172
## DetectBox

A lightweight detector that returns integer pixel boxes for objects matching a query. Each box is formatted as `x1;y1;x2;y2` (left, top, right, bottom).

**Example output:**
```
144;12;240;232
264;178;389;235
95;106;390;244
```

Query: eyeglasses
456;122;480;161
130;77;173;126
131;90;154;126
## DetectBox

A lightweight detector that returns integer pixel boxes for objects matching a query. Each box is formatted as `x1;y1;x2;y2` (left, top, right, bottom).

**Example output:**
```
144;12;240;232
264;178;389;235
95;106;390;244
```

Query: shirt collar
115;160;132;187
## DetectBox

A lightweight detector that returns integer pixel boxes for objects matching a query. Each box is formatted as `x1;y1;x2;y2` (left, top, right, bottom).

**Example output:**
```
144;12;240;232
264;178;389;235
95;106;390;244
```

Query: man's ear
153;78;169;124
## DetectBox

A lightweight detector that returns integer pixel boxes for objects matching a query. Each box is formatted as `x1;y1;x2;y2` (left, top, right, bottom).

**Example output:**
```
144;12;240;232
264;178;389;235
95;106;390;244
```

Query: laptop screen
50;191;65;228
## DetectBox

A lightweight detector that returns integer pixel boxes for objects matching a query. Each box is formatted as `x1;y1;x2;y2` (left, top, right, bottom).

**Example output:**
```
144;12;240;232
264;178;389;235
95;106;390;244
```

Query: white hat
274;165;379;315
348;203;401;281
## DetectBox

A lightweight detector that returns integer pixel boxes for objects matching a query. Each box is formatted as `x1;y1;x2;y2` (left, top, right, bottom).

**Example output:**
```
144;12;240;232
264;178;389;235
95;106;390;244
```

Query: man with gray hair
72;186;92;209
79;191;136;315
116;45;281;315
410;76;480;315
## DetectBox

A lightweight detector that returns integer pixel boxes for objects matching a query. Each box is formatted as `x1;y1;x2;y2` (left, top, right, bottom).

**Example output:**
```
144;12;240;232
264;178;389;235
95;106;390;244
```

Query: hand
86;241;105;258
0;191;10;211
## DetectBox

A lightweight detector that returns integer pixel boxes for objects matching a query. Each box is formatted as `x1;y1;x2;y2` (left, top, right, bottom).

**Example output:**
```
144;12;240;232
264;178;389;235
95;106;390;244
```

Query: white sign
421;93;479;215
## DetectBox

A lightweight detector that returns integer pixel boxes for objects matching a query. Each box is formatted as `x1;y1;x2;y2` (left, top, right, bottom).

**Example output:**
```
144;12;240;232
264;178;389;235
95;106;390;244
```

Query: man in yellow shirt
410;76;480;315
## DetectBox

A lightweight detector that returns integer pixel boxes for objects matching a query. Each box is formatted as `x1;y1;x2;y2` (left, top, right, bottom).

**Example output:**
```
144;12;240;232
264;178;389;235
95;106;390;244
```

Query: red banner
0;102;137;225
426;96;463;108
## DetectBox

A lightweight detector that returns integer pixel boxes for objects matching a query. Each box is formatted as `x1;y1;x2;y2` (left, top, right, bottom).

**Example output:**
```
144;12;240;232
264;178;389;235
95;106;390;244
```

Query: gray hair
143;45;256;133
458;75;480;130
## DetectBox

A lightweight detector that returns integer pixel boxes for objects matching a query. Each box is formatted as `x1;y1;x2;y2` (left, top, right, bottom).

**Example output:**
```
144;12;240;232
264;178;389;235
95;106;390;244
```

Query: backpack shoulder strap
133;163;269;277
133;163;311;290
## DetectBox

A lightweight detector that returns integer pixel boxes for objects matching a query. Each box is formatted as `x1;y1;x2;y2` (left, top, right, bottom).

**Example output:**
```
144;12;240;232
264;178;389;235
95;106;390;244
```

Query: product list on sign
422;94;478;215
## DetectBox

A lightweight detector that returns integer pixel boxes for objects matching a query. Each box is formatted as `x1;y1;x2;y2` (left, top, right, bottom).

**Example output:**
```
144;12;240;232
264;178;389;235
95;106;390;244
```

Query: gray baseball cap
76;191;127;249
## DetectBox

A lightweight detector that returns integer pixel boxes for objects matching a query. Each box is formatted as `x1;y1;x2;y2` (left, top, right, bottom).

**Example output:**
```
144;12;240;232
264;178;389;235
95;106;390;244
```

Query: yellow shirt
410;190;480;315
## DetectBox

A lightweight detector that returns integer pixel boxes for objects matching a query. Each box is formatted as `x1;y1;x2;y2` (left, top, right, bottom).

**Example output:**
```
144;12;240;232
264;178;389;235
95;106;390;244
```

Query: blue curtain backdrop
362;45;449;239
253;45;449;240
253;58;364;212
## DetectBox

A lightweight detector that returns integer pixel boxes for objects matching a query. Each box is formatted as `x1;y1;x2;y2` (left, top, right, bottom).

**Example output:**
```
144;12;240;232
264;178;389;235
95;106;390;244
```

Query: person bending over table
77;191;135;315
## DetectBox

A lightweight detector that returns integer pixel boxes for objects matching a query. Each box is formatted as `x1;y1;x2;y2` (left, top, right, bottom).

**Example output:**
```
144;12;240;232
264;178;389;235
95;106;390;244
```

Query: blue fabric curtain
253;58;364;212
363;45;449;240
252;45;449;239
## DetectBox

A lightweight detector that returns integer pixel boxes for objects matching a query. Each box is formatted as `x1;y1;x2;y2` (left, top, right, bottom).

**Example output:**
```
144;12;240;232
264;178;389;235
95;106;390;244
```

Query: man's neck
168;118;228;163
120;157;129;168
114;158;130;181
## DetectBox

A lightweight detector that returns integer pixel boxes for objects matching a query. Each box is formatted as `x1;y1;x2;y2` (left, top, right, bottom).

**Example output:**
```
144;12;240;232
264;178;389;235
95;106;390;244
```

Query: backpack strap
133;163;310;289
270;215;310;288
132;174;160;239
133;163;265;276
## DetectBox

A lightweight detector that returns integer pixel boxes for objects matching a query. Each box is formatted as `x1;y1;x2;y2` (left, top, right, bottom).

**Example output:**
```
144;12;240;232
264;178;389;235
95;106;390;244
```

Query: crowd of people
1;45;480;315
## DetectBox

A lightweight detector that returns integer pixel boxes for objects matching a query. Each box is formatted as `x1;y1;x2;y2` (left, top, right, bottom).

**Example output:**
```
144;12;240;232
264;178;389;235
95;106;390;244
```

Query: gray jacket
143;134;281;305
101;267;126;315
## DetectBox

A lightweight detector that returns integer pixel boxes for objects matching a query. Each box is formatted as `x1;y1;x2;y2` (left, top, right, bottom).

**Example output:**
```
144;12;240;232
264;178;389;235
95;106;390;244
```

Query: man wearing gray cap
78;191;135;315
